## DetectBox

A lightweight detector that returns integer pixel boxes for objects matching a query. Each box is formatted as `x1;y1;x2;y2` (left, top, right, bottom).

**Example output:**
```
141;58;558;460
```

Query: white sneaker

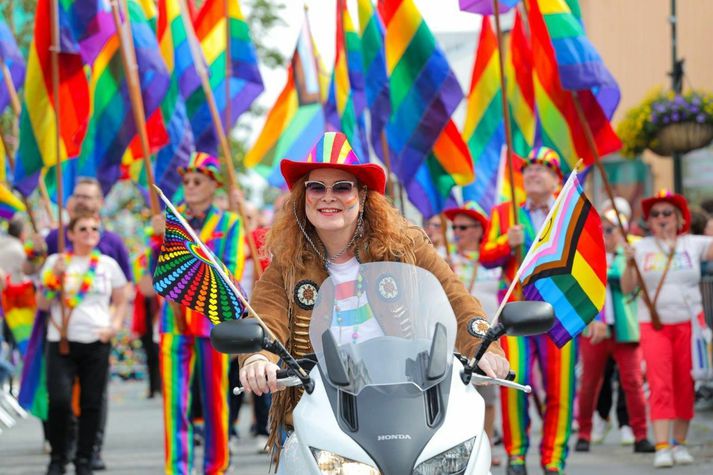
591;414;611;444
255;434;270;454
229;435;239;455
654;448;674;468
672;445;694;465
619;425;635;446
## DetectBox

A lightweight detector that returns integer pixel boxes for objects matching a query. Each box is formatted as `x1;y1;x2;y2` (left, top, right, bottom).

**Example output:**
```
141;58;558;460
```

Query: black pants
140;298;160;397
46;341;110;464
596;357;629;428
228;359;244;437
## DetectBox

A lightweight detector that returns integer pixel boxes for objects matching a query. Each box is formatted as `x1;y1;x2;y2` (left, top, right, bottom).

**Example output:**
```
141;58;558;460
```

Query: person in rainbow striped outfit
480;147;575;475
155;153;245;475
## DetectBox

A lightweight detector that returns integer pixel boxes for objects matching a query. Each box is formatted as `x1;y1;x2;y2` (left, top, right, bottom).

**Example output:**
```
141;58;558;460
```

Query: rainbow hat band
522;146;564;181
178;152;222;183
641;189;690;234
444;200;489;230
280;132;386;194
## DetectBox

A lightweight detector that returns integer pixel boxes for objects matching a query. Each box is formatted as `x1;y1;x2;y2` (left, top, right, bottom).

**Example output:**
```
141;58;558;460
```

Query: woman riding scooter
238;132;510;454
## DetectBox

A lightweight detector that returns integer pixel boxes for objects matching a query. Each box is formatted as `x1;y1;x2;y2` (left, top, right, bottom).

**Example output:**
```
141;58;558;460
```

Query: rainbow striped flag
378;0;464;186
243;11;325;187
506;11;535;157
494;149;526;206
1;281;36;356
0;182;25;220
462;16;504;215
0;14;25;114
188;0;264;155
459;0;520;14
358;0;391;163
526;0;621;174
539;0;620;118
18;311;49;420
325;0;368;161
406;119;473;218
518;169;606;347
13;0;114;196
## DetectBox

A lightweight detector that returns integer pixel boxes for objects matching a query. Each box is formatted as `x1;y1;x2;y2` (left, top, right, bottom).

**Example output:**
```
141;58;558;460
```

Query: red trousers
576;336;648;441
640;322;694;421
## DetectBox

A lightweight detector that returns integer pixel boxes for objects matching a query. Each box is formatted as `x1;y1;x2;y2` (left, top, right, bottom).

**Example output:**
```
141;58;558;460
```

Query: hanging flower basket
649;121;713;156
617;89;713;157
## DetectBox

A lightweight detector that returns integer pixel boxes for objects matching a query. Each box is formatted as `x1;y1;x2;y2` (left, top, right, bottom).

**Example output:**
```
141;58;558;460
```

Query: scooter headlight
310;447;381;475
412;436;476;475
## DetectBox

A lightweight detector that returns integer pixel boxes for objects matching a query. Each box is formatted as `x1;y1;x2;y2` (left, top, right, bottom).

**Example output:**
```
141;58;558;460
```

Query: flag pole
379;129;395;201
50;0;70;355
570;91;662;330
177;0;262;278
0;61;21;116
439;214;452;265
492;0;521;265
110;0;161;215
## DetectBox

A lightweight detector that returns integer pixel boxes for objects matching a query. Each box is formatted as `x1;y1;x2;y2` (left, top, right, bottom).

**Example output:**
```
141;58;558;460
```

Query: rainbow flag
506;11;535;157
358;0;391;163
526;0;621;174
1;281;36;356
0;14;25;114
378;0;463;186
459;0;520;14
539;0;620;118
406;119;474;218
13;0;114;196
153;194;246;325
325;0;368;161
243;11;325;187
188;0;264;155
495;150;526;206
462;16;504;215
18;311;49;420
518;169;606;347
0;182;25;220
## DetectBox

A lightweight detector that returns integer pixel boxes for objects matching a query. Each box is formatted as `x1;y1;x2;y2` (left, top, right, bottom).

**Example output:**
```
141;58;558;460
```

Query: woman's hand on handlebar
239;358;282;396
478;352;510;379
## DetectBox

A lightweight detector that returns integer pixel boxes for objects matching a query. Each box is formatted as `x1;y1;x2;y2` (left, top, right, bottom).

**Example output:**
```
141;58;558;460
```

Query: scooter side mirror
500;301;555;337
210;319;267;354
426;322;448;380
321;330;350;387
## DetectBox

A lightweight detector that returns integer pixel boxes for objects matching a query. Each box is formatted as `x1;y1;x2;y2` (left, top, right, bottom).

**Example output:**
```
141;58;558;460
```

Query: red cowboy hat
641;189;691;234
280;132;386;194
443;201;489;230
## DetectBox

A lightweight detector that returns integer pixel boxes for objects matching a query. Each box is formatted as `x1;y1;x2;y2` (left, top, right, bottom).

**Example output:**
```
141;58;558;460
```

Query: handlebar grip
505;371;516;381
276;369;291;379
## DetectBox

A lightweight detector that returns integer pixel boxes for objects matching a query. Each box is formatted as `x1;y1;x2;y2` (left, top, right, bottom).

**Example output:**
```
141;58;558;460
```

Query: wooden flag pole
177;0;262;278
492;0;522;266
50;0;70;355
0;61;21;116
570;91;662;330
110;0;160;215
439;214;452;265
379;130;395;201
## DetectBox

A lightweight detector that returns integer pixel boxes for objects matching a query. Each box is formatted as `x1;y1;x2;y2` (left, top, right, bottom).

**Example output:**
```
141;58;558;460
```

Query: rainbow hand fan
152;186;247;325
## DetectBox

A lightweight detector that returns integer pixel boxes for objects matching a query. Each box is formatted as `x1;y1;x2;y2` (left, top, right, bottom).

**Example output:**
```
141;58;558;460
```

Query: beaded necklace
332;271;372;344
43;250;101;309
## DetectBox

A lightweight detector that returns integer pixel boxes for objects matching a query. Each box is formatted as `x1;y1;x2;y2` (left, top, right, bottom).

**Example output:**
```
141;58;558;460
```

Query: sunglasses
451;224;481;232
304;180;357;196
183;178;207;187
650;209;674;218
77;226;100;233
603;227;617;235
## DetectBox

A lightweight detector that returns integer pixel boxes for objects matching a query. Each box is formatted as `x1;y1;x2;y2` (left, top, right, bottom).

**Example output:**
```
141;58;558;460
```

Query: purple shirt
45;228;132;282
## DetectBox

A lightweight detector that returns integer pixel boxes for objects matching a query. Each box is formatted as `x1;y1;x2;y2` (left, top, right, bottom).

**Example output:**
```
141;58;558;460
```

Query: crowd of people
1;132;712;474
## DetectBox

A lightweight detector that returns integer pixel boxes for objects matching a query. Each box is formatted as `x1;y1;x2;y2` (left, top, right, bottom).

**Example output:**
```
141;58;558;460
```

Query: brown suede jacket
241;226;504;441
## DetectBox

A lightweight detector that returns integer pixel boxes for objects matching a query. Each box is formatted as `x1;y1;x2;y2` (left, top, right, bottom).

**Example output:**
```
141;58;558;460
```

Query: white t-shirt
0;235;27;284
450;251;502;320
42;253;127;343
327;257;385;345
633;235;713;325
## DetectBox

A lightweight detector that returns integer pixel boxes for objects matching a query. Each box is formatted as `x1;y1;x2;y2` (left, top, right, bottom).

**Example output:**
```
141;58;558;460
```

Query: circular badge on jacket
294;280;319;310
467;317;491;338
376;274;399;301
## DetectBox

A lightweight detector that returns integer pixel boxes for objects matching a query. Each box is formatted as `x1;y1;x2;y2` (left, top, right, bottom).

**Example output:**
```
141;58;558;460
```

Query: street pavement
1;380;712;474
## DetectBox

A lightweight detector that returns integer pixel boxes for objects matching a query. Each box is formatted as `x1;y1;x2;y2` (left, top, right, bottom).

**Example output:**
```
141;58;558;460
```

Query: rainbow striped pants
160;334;229;475
499;334;578;471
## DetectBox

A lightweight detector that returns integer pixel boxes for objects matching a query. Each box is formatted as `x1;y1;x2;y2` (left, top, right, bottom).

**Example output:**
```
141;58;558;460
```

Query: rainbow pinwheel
152;201;246;325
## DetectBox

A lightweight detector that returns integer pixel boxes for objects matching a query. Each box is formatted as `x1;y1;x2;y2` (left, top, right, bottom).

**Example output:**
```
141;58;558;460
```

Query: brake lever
232;374;303;396
471;373;531;393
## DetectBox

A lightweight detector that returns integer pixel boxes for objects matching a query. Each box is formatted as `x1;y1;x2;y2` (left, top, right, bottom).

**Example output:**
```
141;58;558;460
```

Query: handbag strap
652;240;677;308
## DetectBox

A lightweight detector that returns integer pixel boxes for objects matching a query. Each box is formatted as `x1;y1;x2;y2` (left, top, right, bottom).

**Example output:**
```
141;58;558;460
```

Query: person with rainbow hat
156;152;245;474
622;189;713;468
237;132;510;459
480;146;575;475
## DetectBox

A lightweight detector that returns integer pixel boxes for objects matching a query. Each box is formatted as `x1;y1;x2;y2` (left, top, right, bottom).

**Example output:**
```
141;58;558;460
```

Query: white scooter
212;262;554;475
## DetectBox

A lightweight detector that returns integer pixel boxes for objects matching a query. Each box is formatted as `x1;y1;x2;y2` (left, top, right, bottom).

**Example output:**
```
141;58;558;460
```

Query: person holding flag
154;152;244;475
480;147;575;475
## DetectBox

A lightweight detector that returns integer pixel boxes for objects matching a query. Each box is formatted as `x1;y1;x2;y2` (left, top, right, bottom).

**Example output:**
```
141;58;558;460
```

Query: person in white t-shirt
37;211;128;475
622;190;713;468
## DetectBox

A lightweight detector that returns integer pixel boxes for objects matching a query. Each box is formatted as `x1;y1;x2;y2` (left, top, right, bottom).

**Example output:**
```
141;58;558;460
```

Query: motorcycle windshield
309;262;457;396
